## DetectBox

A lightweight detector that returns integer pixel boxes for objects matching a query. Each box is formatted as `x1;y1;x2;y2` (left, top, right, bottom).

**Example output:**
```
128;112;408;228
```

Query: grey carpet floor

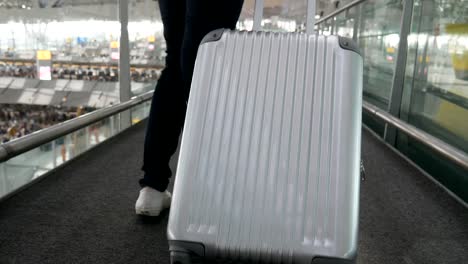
0;120;466;264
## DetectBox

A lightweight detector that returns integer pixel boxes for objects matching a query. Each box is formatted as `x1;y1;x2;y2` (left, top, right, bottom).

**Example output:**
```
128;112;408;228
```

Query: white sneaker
135;187;172;216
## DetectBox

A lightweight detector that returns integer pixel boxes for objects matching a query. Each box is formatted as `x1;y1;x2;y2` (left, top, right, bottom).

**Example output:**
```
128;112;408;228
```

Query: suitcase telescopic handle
306;0;316;35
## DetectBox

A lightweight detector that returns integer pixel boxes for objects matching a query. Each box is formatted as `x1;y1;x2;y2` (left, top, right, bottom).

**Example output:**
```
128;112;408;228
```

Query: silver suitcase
168;29;363;264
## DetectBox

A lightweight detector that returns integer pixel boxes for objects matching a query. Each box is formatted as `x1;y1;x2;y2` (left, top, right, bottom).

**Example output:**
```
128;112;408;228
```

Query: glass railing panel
401;0;468;152
321;19;334;35
69;127;89;159
1;143;55;198
358;0;403;110
397;0;468;202
0;102;151;200
334;6;359;39
320;0;403;135
54;135;71;167
131;103;146;125
111;113;122;136
87;119;113;147
144;101;152;118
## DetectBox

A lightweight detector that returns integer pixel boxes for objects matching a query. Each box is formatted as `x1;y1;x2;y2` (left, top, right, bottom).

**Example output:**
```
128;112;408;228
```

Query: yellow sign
110;41;119;49
148;36;155;43
435;101;468;141
445;23;468;35
37;50;51;60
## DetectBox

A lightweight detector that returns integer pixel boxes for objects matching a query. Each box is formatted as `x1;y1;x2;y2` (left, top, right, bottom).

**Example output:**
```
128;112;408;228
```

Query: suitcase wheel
170;251;192;264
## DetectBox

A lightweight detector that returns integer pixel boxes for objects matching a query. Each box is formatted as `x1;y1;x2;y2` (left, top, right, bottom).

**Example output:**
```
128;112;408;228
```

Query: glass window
357;0;403;109
237;0;255;31
318;0;403;135
334;7;359;39
321;18;334;36
317;0;403;111
128;0;164;96
0;1;120;142
398;0;468;201
402;0;468;151
262;0;308;32
0;109;133;199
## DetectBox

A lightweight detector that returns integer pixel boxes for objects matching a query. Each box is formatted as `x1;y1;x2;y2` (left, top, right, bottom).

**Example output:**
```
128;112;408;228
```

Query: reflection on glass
398;0;468;202
54;135;68;167
130;101;151;125
237;0;255;31
1;141;54;198
315;0;468;201
131;104;145;125
358;0;403;109
321;19;333;36
317;0;402;109
334;7;357;39
0;1;121;142
262;0;307;32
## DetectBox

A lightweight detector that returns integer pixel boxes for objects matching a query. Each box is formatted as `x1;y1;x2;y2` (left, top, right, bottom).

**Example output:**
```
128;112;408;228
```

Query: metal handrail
315;0;367;25
1;89;466;172
0;91;154;163
363;101;468;170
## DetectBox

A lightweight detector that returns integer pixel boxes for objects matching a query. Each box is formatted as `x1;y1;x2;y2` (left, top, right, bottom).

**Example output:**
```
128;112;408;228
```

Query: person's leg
141;0;244;192
140;0;187;192
180;0;244;99
138;1;245;216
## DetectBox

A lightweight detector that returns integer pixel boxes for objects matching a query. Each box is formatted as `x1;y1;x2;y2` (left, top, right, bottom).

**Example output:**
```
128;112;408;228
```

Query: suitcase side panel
168;30;362;263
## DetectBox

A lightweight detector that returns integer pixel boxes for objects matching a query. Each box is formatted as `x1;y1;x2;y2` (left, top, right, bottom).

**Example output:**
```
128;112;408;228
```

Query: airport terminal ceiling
5;0;461;21
0;0;350;22
0;0;350;61
0;0;161;23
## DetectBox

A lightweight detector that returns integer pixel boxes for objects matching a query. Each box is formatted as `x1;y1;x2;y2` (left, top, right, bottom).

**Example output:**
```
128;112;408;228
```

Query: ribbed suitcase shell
168;30;363;264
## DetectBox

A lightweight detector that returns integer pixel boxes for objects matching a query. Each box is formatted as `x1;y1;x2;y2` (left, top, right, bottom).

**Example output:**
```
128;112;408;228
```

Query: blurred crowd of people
131;69;160;83
0;63;160;83
0;104;75;143
52;67;119;82
0;104;106;163
0;64;36;78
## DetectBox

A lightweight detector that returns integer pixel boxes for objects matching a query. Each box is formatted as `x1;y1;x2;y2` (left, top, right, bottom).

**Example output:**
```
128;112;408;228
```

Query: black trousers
140;0;244;191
